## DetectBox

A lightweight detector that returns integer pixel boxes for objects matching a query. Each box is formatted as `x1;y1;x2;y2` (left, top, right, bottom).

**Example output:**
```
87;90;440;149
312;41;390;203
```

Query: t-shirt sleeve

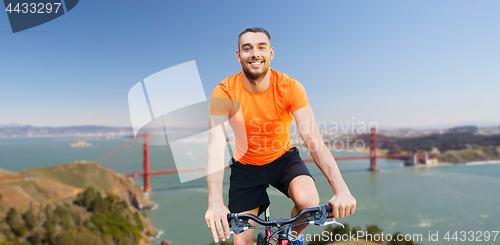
210;84;231;117
287;80;310;112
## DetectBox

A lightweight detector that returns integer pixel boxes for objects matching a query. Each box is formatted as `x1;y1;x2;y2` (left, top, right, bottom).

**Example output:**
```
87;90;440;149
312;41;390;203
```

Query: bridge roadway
123;154;415;178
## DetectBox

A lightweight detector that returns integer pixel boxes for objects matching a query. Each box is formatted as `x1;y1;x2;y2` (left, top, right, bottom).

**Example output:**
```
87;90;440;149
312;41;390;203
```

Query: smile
249;61;264;68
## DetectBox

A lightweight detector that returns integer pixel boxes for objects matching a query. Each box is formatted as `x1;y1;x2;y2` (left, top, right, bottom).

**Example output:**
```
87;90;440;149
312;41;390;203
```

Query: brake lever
307;207;344;228
321;220;345;228
307;217;344;227
313;205;328;226
229;214;254;234
323;214;345;227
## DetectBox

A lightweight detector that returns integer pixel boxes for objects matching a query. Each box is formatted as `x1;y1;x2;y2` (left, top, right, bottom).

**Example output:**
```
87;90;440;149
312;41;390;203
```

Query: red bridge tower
369;127;378;171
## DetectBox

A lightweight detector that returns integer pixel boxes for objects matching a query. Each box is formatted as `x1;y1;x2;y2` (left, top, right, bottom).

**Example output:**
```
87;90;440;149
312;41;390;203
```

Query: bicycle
227;204;344;245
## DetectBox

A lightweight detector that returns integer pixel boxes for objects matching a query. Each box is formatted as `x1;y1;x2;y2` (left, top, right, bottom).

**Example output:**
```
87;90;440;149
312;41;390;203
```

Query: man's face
237;32;274;81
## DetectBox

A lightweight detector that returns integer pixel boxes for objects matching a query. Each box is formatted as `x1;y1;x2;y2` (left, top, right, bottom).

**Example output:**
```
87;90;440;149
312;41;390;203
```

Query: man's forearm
305;136;350;194
206;141;227;205
206;117;229;205
206;165;225;205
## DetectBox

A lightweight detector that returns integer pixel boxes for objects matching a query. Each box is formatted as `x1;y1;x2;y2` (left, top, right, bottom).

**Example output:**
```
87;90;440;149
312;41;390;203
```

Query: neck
242;68;271;93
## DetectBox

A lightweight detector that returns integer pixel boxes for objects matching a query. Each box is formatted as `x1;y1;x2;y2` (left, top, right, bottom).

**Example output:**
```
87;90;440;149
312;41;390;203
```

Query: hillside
19;161;153;210
0;162;157;245
1;162;153;216
0;169;23;182
0;174;80;215
356;131;500;154
438;146;500;164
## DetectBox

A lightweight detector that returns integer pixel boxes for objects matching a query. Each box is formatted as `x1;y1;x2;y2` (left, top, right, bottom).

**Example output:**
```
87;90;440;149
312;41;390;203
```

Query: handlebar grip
325;204;332;213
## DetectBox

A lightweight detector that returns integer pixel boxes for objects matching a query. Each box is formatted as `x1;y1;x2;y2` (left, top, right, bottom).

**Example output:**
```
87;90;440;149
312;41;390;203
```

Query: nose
250;48;261;59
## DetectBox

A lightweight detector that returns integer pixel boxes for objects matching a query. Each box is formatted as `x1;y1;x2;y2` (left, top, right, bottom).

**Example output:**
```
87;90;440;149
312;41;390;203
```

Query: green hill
437;146;500;163
19;162;115;190
0;162;157;245
19;161;152;210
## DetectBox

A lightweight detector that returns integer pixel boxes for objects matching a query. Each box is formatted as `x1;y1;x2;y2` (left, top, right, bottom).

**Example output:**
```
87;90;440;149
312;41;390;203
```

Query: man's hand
328;192;356;219
205;203;231;243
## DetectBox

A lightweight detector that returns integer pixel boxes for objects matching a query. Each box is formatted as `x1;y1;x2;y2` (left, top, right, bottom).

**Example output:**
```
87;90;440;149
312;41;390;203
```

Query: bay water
0;137;499;245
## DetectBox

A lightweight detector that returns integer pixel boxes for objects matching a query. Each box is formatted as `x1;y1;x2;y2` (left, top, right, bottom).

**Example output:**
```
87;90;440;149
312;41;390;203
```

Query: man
205;26;356;245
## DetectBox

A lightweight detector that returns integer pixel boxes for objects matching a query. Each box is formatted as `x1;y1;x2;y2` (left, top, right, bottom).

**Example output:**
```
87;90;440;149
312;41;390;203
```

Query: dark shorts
228;147;314;216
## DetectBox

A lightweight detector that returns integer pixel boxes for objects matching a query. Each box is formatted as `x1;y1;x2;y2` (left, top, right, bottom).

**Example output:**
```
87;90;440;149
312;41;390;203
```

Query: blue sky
1;0;499;128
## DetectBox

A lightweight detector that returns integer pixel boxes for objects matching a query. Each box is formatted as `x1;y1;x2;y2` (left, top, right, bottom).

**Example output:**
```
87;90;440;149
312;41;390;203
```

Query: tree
6;208;27;237
54;228;105;245
366;224;383;236
365;224;383;244
54;205;73;230
2;187;148;245
23;203;38;231
74;187;98;210
133;212;144;231
26;227;44;245
89;193;108;213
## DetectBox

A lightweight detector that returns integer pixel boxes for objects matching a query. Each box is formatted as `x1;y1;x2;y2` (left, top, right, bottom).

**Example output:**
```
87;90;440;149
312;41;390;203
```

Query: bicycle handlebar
227;204;335;234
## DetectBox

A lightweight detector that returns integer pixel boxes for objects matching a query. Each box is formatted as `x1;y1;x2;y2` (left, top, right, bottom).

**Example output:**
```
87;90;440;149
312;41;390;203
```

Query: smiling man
205;26;356;245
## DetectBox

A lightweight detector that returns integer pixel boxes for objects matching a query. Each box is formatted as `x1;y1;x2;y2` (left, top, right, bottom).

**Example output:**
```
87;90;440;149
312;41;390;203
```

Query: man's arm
293;106;356;219
205;115;231;242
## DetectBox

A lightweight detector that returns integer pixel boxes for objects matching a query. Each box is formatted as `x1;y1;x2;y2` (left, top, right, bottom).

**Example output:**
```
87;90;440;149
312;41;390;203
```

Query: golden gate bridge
95;128;419;193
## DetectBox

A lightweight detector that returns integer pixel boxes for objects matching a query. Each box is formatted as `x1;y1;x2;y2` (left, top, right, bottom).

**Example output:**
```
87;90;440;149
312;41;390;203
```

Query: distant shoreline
460;160;500;165
415;160;500;168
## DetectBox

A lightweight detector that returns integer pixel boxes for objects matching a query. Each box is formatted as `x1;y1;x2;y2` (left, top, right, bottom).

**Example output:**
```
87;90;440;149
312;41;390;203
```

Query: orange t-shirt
210;69;309;166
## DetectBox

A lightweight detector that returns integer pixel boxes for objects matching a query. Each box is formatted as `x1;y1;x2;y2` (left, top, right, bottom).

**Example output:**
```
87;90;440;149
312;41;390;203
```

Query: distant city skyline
1;121;499;139
1;1;499;128
1;120;499;132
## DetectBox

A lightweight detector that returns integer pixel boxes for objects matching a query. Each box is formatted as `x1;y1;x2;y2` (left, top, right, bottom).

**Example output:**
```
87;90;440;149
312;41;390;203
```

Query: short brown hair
238;26;271;49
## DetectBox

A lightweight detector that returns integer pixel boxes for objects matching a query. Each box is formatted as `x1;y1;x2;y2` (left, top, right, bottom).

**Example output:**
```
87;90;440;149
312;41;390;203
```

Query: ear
236;50;241;63
270;47;274;61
